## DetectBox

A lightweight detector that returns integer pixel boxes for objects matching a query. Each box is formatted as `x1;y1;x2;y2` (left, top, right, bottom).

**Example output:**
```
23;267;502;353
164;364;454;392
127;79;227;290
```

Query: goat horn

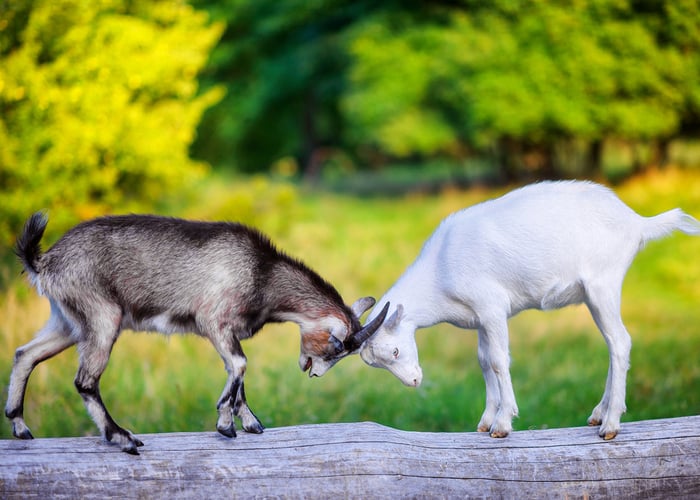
344;302;390;352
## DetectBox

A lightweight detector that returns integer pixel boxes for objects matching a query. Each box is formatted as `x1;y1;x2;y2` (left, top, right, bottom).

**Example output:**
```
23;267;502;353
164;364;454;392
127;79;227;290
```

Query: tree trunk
588;138;604;177
1;416;698;498
301;92;321;183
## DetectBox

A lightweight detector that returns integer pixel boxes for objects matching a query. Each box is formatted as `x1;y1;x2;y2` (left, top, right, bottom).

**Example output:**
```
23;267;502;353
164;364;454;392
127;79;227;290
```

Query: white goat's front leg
586;287;631;440
476;327;501;433
480;318;518;438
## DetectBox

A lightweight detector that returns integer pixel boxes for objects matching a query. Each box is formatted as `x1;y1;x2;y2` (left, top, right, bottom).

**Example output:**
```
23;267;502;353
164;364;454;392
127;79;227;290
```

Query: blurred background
1;0;699;439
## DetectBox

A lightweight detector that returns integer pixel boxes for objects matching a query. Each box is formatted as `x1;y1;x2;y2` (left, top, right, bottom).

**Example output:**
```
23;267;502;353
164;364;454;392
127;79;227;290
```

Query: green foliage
191;0;373;173
0;0;223;246
342;16;459;158
344;2;690;166
192;0;700;180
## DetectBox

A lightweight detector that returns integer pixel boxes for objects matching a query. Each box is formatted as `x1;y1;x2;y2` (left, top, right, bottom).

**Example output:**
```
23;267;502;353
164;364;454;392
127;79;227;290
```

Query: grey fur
6;213;381;454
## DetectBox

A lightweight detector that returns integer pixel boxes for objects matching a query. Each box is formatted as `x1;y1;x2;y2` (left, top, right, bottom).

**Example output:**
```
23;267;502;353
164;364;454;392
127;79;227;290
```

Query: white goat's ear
351;296;376;318
385;304;404;331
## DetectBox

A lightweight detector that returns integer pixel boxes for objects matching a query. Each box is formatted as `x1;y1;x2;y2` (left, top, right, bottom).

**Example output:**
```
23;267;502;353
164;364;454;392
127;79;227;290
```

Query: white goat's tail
642;208;700;244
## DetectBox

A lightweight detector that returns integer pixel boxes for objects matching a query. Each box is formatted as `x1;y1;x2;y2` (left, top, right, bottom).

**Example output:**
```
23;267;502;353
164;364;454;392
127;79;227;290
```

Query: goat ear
343;301;390;352
385;304;404;331
350;296;376;318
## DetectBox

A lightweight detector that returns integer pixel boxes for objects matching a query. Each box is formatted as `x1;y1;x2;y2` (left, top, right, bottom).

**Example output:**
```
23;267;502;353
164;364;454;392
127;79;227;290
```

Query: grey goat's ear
350;296;376;318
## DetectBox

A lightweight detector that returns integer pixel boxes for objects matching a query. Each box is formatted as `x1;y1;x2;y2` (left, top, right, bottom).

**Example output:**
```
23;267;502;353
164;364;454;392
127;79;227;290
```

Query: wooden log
1;415;698;499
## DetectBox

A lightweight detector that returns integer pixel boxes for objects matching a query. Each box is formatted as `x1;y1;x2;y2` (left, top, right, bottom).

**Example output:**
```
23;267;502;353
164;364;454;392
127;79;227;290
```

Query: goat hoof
134;437;144;447
12;424;34;440
217;423;237;438
122;444;140;455
489;430;510;438
476;425;490;433
15;429;34;440
588;418;602;426
601;430;618;440
244;421;264;434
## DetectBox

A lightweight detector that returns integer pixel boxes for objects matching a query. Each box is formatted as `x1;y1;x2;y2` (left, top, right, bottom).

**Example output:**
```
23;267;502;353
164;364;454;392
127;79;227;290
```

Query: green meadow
1;168;699;440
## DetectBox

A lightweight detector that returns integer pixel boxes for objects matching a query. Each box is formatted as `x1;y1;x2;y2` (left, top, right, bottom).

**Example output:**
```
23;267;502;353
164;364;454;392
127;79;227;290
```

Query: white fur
361;180;700;439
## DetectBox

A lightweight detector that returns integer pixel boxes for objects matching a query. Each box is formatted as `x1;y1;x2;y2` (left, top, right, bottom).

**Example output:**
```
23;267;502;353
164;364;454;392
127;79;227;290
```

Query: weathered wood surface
1;415;698;499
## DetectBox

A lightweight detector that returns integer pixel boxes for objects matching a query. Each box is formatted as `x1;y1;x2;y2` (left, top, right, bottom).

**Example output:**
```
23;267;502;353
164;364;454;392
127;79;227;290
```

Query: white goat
360;180;700;439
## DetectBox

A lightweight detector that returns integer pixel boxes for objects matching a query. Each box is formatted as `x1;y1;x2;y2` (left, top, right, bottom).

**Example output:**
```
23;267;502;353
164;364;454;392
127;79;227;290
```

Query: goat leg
234;382;264;434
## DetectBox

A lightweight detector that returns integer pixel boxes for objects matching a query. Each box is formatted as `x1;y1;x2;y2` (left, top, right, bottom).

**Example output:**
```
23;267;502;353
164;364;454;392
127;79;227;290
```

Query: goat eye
392;348;399;358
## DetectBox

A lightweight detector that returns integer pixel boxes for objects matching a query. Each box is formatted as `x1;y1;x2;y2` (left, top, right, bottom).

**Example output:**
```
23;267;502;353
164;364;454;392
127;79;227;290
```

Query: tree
0;0;223;245
343;0;691;180
644;0;700;164
191;0;700;181
191;0;398;177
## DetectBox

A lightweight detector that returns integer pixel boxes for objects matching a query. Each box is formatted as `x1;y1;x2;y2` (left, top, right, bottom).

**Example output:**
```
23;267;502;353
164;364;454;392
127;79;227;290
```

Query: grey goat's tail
15;211;48;278
642;208;700;244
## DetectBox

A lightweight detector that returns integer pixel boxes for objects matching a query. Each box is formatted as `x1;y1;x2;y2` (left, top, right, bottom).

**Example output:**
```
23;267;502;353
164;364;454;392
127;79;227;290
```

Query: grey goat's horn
344;302;390;351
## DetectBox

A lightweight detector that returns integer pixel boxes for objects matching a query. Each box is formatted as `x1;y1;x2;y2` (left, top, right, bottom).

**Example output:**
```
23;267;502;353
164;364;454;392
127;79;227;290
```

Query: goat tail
15;211;49;279
642;208;700;244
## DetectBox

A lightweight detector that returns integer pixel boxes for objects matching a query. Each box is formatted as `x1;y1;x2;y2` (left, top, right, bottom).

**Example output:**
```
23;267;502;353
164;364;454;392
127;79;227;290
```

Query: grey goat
6;212;388;454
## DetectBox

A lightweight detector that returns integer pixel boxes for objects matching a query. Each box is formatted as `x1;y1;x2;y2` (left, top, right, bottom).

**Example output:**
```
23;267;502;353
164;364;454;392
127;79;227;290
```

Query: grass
1;168;699;440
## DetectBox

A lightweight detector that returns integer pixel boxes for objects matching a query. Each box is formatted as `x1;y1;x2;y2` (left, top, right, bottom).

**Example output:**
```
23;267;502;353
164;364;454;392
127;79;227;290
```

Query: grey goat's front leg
210;333;263;438
234;382;264;434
